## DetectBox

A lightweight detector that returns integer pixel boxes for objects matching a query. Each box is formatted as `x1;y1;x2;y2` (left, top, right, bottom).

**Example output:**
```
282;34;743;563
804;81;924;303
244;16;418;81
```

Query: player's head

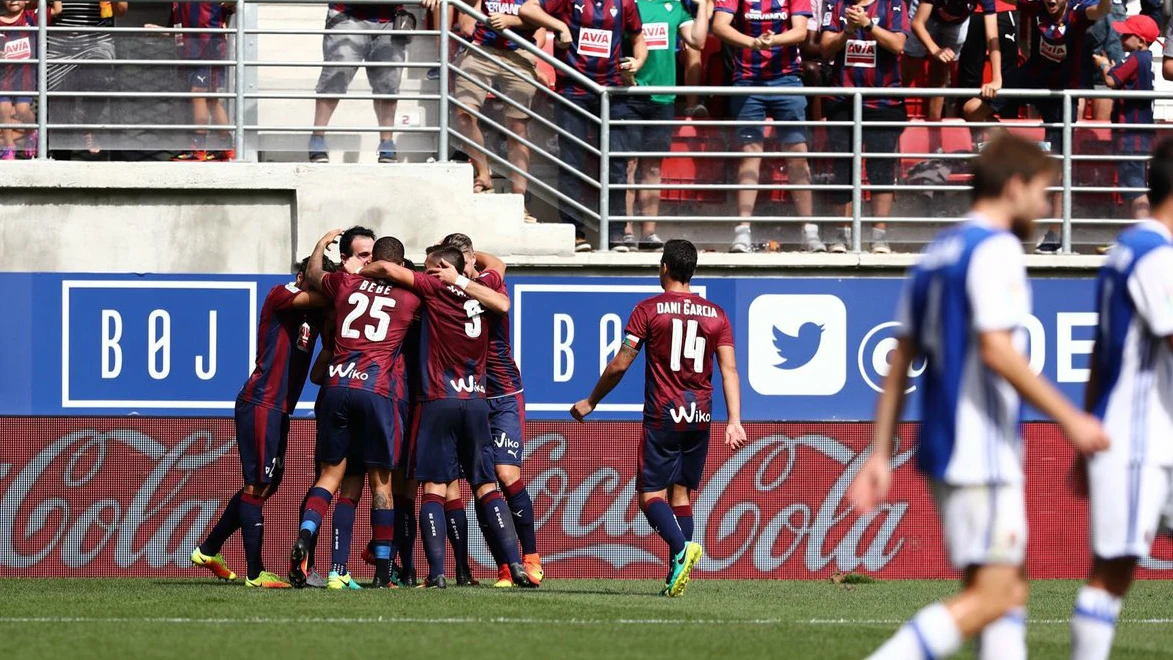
971;135;1056;239
339;225;376;274
372;236;405;265
426;245;466;275
294;255;337;287
441;233;476;277
660;239;697;287
1149;139;1173;211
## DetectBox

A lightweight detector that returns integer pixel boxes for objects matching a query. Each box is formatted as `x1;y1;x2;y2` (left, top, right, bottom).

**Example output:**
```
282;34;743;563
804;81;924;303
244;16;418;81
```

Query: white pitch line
2;617;1173;626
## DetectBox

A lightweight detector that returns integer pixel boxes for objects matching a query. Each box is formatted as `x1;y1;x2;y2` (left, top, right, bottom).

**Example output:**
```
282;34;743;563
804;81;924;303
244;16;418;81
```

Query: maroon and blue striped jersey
1109;50;1154;153
624;291;734;432
715;0;811;82
473;0;538;49
822;0;908;109
924;0;994;25
538;0;642;96
1018;0;1094;90
170;2;229;60
0;10;38;95
238;284;322;414
332;2;398;22
478;270;523;398
411;272;491;401
320;272;421;398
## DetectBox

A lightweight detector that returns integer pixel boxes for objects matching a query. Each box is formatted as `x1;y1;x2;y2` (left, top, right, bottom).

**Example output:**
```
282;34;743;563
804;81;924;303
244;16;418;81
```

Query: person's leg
444;480;474;583
456;107;491;187
681;44;704;114
669;484;693;542
506;117;531;195
826;102;854;251
635;101;674;246
0;100;16;153
1071;558;1136;660
366;467;396;586
606;98;636;248
329;474;363;584
555;96;595;245
729;92;767;251
368;29;406;155
311;11;363;156
413;400;463;585
770;81;813;248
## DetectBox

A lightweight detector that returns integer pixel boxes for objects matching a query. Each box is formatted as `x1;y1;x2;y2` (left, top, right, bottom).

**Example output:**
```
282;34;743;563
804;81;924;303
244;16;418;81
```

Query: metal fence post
234;0;247;160
598;90;610;252
851;92;863;253
36;0;46;159
438;0;450;162
1061;91;1073;254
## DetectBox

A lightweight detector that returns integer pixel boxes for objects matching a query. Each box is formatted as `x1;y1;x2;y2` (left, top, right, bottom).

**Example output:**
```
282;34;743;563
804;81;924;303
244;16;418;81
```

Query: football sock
239;492;265;581
504;480;537;556
1071;586;1121;660
200;488;242;555
370;507;395;582
478;490;523;566
978;607;1026;660
297;488;316;567
330;497;357;576
643;497;686;557
867;602;962;660
474;498;507;567
300;487;332;536
419;493;447;580
445;499;470;570
673;504;694;542
394;495;416;573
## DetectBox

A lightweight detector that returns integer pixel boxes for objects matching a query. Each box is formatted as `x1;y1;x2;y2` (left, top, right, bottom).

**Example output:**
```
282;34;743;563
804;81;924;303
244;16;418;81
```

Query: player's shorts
413;398;495;486
638;426;710;493
729;75;807;146
453;46;538;119
315;386;399;470
1088;454;1173;560
903;6;969;59
234;398;289;486
931;480;1028;570
488;392;525;467
315;9;407;96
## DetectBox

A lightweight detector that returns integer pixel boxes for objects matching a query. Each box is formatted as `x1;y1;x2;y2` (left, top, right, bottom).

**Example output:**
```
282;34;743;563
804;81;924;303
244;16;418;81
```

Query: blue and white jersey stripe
896;215;1031;485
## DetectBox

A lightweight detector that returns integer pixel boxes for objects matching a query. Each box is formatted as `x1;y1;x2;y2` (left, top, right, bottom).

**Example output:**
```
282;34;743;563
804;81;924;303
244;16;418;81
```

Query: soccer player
440;232;543;587
570;239;746;597
847;135;1110;660
1069;140;1173;660
289;229;420;589
191;256;334;589
360;247;536;588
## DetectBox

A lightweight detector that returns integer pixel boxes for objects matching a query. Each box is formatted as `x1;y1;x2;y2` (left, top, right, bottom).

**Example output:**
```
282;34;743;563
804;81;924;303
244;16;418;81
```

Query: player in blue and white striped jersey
849;135;1110;660
1070;139;1173;660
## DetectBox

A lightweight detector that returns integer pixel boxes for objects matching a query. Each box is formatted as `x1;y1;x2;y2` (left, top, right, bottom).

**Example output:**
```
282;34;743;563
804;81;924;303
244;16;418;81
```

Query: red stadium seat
659;124;727;205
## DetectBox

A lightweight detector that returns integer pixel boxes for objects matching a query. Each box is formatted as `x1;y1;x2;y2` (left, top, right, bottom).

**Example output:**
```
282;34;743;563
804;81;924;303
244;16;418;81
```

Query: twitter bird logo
773;322;824;370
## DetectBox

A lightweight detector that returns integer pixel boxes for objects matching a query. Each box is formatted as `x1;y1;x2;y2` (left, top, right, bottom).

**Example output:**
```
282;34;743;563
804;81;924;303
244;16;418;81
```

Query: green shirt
634;0;693;104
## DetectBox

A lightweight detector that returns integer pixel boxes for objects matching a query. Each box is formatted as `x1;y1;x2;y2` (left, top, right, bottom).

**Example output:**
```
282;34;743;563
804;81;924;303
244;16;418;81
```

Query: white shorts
932;480;1027;570
904;11;970;59
1088;456;1173;559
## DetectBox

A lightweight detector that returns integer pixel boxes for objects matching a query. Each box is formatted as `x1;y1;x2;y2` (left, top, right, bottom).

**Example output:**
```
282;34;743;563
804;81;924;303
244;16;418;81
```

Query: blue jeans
728;75;808;146
555;94;632;243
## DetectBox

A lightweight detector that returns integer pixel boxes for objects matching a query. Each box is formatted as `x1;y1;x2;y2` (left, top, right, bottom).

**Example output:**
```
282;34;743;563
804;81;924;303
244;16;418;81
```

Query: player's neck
968;201;1012;232
663;281;691;294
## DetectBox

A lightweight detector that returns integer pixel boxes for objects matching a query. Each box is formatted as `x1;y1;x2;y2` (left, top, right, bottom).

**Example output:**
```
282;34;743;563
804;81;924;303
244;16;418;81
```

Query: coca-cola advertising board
5;418;1171;578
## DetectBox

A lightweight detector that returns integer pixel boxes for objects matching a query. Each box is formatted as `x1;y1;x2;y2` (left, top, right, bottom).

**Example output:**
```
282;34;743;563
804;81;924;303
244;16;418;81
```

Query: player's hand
1063;411;1111;455
317;228;344;249
570;398;594;422
980;78;1001;99
846;453;891;515
487;13;510;31
725;422;747;450
932;47;956;63
1091;52;1109;70
426;258;460;285
555;25;572;48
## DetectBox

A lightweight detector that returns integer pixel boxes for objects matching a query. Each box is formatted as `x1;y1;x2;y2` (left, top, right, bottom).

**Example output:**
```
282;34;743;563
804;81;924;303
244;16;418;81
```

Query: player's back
904;217;1030;485
628;290;733;431
411;271;490;400
321;272;421;398
238;283;320;413
478;269;523;398
1091;221;1173;466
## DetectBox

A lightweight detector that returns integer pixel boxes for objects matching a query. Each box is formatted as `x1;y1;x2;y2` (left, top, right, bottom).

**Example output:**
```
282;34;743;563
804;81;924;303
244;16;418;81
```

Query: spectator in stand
963;0;1112;253
170;2;234;162
680;0;712;117
1165;17;1173;81
801;0;830;121
519;0;647;252
956;0;1017;92
820;0;909;254
619;0;709;253
47;0;127;157
0;0;60;159
308;1;429;164
713;0;818;253
1093;14;1157;219
1086;0;1126;121
453;0;547;222
903;0;1003;126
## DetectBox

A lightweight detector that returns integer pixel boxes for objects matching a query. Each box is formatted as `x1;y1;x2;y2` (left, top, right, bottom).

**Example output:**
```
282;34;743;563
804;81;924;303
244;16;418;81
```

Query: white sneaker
802;224;826;253
870;228;891;254
829;227;850;254
730;227;752;253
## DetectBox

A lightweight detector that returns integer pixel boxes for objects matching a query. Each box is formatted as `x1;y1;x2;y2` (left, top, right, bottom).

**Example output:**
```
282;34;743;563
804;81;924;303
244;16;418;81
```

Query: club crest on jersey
609;5;618;16
328;362;369;381
297;322;312;352
450;375;486;394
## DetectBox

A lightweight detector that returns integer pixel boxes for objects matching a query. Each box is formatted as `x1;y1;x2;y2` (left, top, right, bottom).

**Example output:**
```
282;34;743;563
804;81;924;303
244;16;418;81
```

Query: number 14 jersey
624;290;734;431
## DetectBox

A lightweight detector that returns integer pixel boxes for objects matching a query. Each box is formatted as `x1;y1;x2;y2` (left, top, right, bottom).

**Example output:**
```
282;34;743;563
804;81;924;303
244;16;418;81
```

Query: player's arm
624;26;648;74
358;260;418;289
819;6;850;58
716;345;746;450
459;0;481;35
427;258;511;314
290;290;331;309
309;347;333;386
679;0;709;50
307;228;344;292
474;251;507;277
869;7;905;54
910;0;941;59
848;335;916;515
570;342;638;421
49;1;62;16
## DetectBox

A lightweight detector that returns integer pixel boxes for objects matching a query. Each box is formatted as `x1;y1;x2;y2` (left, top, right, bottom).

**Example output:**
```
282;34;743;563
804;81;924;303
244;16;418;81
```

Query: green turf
3;578;1173;659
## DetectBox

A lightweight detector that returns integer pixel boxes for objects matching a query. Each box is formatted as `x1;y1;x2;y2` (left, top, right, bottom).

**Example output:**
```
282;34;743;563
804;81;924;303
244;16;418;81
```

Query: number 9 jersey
625;291;734;431
411;270;494;400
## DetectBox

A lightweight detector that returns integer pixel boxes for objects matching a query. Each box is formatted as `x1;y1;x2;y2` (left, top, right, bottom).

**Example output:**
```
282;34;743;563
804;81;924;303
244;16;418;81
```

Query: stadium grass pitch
4;578;1173;659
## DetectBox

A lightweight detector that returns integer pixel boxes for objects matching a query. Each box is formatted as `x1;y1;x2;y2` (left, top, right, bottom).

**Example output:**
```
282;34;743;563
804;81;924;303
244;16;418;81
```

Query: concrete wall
0;161;574;273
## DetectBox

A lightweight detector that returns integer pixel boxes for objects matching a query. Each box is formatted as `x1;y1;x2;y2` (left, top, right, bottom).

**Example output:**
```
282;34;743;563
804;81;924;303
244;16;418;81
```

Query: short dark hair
427;245;466;274
403;258;416;271
441;233;474;253
1150;139;1173;207
339;226;376;257
661;239;697;284
971;135;1057;201
372;236;405;264
295;256;337;277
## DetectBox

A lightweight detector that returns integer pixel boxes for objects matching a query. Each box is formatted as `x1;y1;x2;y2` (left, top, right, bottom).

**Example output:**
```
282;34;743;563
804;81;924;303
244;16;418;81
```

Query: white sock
868;602;963;660
1071;586;1122;660
978;607;1027;660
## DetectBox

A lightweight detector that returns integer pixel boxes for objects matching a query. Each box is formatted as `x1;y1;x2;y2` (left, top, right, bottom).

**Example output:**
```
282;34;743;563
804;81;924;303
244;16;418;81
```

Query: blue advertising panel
0;273;1099;421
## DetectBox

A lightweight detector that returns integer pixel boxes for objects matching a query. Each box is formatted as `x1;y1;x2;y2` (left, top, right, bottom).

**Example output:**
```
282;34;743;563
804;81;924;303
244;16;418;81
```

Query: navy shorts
488;393;525;467
315;386;399;471
235;399;289;486
626;98;674;154
638;426;710;493
0;96;31;106
729;75;807;146
1119;159;1148;201
986;66;1076;154
413;398;496;486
